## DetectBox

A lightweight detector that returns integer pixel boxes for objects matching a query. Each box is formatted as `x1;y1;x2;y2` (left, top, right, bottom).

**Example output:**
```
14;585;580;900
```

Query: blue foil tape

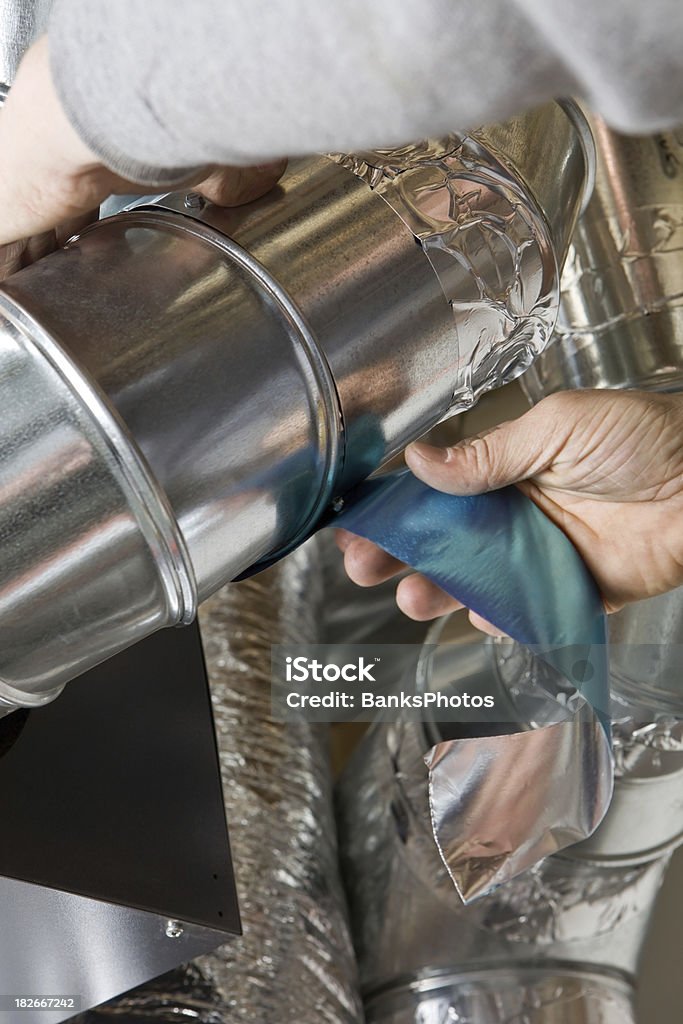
333;469;609;727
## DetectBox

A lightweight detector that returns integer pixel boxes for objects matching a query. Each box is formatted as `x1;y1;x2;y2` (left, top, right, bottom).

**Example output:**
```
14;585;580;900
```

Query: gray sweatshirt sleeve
47;0;683;186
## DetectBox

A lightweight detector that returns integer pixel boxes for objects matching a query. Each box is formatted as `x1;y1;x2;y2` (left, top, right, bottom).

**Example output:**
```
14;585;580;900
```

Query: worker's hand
0;37;286;280
337;390;683;634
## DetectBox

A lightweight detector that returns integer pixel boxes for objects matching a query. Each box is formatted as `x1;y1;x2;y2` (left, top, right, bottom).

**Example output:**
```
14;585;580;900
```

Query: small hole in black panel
218;910;223;918
212;873;218;880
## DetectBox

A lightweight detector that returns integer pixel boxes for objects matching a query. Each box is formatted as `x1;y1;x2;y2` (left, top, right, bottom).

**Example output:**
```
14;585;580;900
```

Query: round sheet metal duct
519;116;683;727
0;101;592;709
336;635;670;1024
523;115;683;397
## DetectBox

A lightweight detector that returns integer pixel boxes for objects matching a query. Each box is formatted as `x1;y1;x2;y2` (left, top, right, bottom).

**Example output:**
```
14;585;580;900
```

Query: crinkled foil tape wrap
331;135;558;409
336;682;663;1024
74;539;363;1024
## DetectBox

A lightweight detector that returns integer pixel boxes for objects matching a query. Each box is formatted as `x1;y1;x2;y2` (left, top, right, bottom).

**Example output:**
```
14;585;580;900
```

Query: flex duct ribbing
76;539;362;1024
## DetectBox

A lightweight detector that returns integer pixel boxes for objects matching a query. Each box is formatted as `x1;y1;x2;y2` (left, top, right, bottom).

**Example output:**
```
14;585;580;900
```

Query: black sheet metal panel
0;622;239;934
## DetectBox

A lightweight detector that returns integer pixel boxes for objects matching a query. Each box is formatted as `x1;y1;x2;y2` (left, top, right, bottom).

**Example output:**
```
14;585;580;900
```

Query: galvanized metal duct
518;116;683;798
336;632;671;1024
336;115;683;1024
522;114;683;397
0;101;592;710
74;538;363;1024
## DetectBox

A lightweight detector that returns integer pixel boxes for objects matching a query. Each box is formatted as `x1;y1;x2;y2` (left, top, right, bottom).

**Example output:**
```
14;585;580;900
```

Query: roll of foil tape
333;470;613;901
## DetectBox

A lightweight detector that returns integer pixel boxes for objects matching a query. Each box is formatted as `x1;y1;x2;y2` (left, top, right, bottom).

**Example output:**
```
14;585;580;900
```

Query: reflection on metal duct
519;114;683;803
522;115;683;398
76;539;363;1024
0;102;592;710
336;633;672;1024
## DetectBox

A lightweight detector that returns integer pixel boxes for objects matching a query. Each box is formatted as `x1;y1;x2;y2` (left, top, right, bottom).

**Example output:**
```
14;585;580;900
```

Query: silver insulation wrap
332;130;559;412
76;540;362;1024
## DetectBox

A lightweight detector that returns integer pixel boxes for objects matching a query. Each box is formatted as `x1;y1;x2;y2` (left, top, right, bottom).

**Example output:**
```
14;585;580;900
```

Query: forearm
47;0;683;187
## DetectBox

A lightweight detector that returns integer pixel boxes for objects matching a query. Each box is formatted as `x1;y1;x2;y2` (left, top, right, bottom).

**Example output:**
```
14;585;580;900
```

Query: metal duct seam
0;105;589;704
330;117;562;413
76;540;363;1024
121;208;347;573
336;637;666;1024
522;115;683;397
363;969;635;1024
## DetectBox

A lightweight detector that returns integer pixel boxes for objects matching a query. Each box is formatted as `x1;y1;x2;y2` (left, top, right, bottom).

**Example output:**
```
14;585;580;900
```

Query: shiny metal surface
365;971;635;1024
569;764;683;864
0;874;229;1024
0;295;189;703
0;108;590;707
78;541;363;1023
3;207;343;600
472;99;595;268
427;714;612;900
330;102;590;416
150;157;467;491
523;117;683;398
494;641;683;864
609;587;683;714
337;637;668;1020
0;0;52;88
417;619;611;902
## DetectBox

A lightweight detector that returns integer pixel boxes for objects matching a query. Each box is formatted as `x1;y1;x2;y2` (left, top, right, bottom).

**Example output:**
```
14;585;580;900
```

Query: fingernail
407;442;448;463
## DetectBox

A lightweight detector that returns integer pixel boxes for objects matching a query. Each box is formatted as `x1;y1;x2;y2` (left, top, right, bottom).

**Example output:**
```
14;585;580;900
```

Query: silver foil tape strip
332;132;558;410
337;678;668;1019
75;539;363;1023
415;625;611;902
425;712;612;901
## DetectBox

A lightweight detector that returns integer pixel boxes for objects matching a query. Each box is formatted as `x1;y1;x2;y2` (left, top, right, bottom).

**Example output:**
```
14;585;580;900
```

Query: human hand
0;37;286;280
337;390;683;634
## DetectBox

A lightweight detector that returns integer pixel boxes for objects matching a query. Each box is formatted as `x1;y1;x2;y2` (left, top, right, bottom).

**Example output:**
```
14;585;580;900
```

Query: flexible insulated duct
0;101;592;710
336;632;671;1024
75;538;363;1024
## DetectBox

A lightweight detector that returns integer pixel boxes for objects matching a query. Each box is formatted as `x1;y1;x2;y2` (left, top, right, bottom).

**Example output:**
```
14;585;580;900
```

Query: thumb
405;406;560;496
